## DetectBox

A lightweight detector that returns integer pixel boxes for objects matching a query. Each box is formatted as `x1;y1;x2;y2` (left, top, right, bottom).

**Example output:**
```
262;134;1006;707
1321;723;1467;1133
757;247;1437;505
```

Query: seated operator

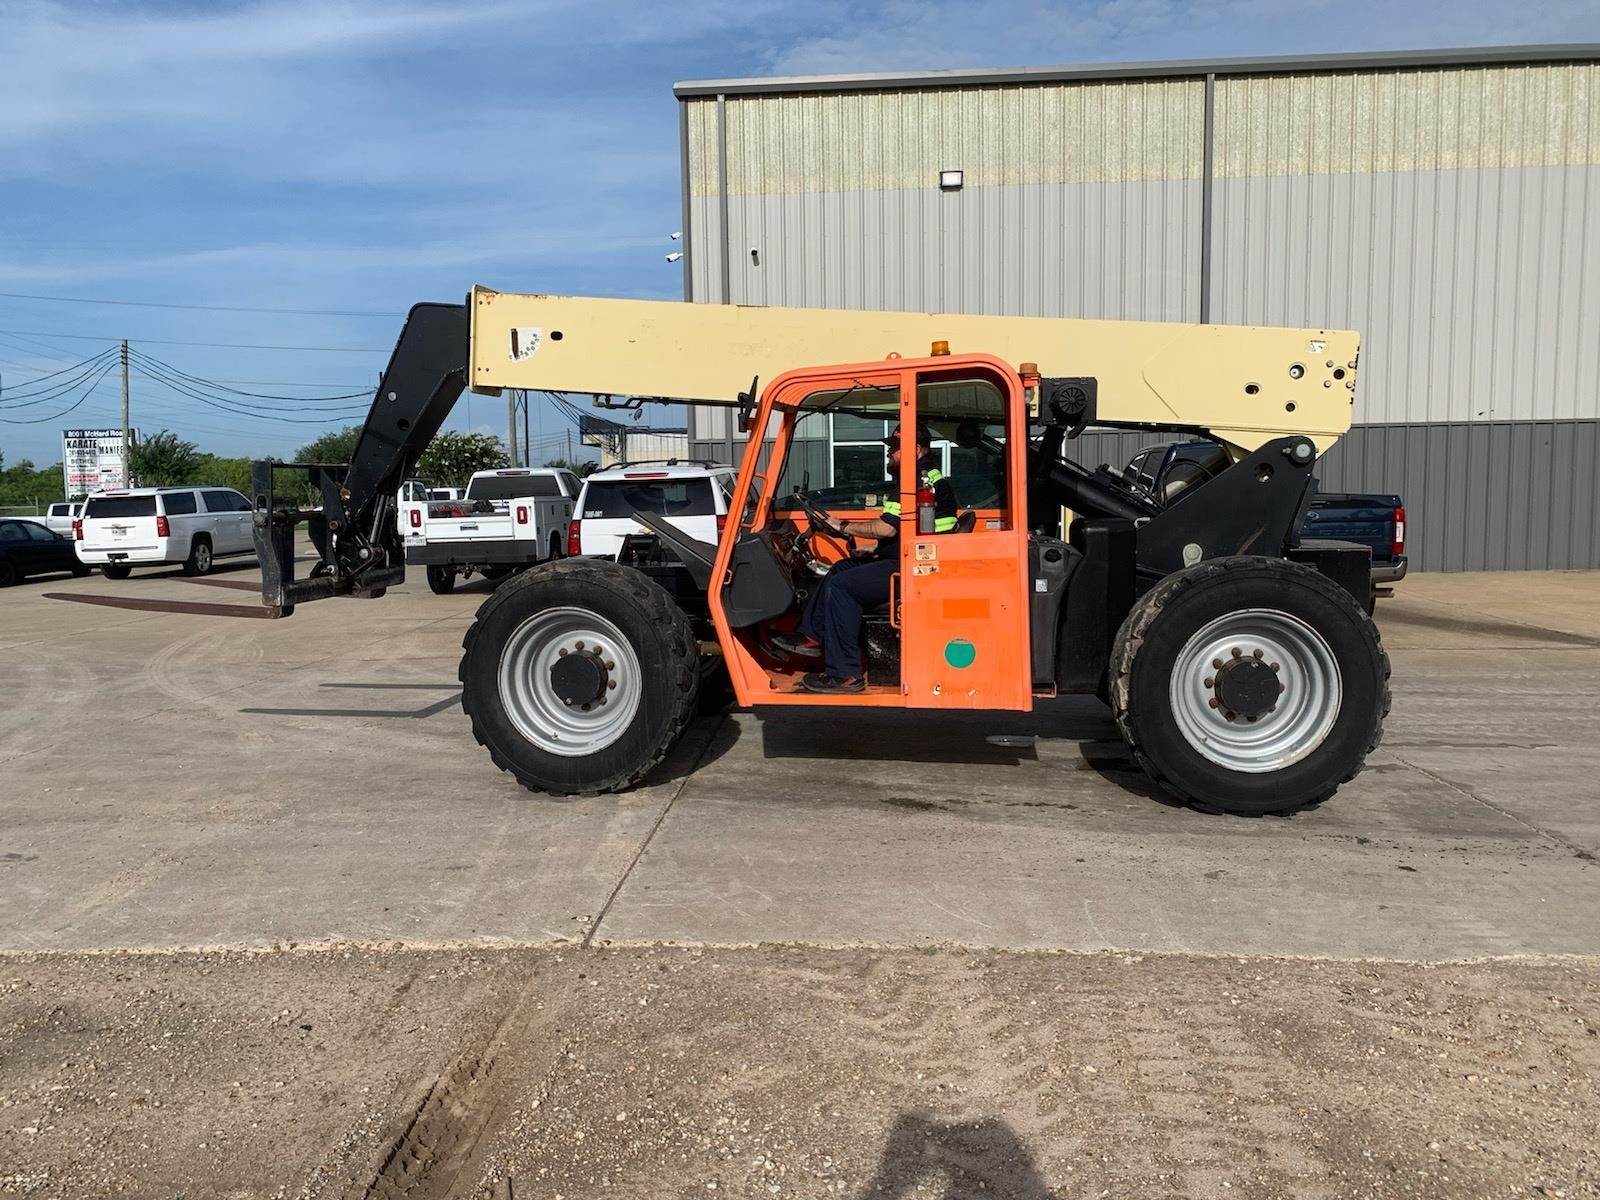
774;421;957;694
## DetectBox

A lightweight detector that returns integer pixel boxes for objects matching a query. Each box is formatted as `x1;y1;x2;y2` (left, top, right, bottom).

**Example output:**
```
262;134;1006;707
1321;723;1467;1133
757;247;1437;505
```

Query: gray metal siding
680;54;1600;572
1210;67;1600;425
1066;420;1600;572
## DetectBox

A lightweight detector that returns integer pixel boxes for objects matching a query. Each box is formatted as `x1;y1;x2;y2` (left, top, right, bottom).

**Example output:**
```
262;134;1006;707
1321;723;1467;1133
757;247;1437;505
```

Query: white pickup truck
405;467;582;593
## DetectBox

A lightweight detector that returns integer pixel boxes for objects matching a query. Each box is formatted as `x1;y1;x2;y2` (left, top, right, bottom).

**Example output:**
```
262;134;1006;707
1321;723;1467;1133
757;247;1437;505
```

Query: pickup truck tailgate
1302;493;1399;560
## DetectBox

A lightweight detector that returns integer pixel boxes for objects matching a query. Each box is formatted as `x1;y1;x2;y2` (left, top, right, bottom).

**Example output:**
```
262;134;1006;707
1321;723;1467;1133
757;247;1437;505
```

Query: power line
129;348;372;402
0;359;119;424
0;290;401;319
0;327;388;353
0;350;119;408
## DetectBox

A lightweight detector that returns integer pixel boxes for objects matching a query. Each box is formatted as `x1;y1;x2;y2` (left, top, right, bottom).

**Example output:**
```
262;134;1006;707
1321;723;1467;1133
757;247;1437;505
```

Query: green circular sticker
944;638;977;669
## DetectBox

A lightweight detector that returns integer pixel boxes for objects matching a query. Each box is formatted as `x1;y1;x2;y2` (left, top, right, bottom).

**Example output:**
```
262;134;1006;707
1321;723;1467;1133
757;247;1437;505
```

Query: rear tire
1110;556;1389;816
71;562;92;578
459;559;700;795
426;565;457;594
0;560;17;587
181;536;213;576
102;564;132;580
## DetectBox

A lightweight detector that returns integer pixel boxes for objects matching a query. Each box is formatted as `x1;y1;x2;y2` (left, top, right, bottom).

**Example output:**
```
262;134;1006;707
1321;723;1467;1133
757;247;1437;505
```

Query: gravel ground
1;946;1597;1199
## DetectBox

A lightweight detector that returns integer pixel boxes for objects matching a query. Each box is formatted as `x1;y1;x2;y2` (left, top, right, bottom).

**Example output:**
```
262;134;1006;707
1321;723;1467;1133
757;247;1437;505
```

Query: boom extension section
252;303;468;614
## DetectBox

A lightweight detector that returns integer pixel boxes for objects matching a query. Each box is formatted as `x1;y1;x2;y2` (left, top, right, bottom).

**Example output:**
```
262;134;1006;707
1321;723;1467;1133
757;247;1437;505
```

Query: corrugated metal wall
682;56;1600;571
1211;65;1600;425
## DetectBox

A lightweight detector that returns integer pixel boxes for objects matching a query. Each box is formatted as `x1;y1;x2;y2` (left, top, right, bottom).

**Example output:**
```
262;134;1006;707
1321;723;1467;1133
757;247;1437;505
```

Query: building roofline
673;42;1600;98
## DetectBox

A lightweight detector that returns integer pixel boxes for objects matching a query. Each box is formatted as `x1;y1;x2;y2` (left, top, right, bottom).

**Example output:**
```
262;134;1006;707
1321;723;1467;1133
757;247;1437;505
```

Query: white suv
75;486;255;578
571;461;736;559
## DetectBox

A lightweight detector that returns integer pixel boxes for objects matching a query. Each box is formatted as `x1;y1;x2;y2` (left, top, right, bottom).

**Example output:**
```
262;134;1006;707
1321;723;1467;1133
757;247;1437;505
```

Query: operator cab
705;352;1033;712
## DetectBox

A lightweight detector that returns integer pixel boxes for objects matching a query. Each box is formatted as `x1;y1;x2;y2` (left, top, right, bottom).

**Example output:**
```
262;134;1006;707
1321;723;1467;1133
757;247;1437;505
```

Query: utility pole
522;393;531;468
119;340;130;486
507;389;519;468
566;426;572;465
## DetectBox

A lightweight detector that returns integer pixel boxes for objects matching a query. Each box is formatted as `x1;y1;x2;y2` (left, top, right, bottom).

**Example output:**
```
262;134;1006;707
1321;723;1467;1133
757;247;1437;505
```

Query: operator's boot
801;671;864;694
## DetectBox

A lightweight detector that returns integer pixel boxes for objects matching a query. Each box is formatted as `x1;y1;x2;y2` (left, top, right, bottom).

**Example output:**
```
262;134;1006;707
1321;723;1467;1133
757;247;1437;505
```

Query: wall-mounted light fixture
939;169;964;191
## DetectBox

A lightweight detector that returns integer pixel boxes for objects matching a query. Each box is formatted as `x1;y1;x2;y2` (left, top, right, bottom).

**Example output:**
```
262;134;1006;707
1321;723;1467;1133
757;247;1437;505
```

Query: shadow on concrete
754;695;1117;768
638;713;743;790
858;1113;1050;1200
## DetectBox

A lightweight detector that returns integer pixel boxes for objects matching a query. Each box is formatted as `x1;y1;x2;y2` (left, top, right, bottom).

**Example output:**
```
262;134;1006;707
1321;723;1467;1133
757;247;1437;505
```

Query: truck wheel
549;532;564;561
459;559;700;795
426;565;457;594
102;564;132;580
182;536;212;576
1109;556;1389;816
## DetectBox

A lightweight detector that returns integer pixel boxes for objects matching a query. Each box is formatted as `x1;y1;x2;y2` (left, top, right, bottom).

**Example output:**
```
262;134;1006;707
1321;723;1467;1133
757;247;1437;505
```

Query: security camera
665;251;684;263
669;231;682;241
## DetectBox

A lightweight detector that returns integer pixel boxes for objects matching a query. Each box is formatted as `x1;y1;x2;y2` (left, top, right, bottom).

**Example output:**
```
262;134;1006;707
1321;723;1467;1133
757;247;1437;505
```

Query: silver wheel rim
497;606;642;757
1168;608;1341;773
195;544;210;571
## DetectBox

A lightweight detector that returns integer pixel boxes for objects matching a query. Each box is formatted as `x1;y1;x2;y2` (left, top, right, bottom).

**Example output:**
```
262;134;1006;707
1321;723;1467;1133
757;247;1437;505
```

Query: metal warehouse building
674;44;1600;571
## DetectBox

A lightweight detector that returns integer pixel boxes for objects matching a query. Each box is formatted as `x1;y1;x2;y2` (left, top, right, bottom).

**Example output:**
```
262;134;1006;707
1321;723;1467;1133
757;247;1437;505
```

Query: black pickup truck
1122;441;1407;591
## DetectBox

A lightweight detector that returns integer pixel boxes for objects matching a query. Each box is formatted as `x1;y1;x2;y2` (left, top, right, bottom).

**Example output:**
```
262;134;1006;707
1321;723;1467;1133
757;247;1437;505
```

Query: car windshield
582;478;715;518
84;496;156;518
467;475;560;501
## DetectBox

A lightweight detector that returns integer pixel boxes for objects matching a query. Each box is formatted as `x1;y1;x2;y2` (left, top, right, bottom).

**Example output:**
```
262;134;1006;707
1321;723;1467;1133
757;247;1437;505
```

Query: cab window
915;375;1009;529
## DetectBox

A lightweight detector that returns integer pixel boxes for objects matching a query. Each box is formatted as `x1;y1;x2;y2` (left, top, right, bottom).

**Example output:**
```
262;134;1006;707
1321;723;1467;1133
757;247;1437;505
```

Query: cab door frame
708;353;1032;712
895;357;1033;711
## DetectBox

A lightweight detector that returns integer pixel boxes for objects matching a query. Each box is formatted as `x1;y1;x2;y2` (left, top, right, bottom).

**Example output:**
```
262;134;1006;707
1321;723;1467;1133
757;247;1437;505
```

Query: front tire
0;560;17;587
102;564;132;580
459;559;700;795
181;536;213;576
426;565;457;594
1110;556;1389;816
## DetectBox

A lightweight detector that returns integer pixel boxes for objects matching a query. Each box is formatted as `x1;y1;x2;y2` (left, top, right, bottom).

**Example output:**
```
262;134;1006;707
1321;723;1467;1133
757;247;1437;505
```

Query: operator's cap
883;422;934;449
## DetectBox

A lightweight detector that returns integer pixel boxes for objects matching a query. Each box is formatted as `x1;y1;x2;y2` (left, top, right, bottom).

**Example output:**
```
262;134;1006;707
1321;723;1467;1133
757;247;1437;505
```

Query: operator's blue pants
797;556;896;680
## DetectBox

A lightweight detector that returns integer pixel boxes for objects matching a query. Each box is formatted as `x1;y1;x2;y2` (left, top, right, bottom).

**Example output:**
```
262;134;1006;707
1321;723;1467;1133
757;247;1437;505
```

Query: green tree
129;431;201;486
0;455;64;508
193;454;253;492
294;425;364;464
417;431;508;487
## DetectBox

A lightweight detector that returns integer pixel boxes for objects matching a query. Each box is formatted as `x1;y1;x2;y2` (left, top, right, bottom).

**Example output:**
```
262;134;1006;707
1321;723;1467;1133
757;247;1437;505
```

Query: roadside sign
62;428;135;498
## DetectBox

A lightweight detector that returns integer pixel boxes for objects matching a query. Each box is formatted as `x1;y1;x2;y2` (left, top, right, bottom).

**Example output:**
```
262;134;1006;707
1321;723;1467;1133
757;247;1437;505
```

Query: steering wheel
789;493;857;556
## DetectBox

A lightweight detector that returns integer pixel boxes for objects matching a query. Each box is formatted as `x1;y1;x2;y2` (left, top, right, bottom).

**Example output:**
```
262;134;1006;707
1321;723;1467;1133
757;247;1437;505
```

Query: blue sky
2;0;1596;469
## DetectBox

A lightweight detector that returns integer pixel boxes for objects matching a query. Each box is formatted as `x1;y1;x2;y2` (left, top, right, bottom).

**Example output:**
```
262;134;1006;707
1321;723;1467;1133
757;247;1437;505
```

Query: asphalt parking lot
2;560;1597;1197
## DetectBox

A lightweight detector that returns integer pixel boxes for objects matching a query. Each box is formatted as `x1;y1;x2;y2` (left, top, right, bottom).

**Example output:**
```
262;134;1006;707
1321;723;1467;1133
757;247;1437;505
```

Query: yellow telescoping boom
466;287;1359;455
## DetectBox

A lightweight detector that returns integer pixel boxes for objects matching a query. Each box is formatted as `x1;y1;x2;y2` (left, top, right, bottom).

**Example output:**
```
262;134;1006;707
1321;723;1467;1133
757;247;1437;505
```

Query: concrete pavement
1;560;1596;960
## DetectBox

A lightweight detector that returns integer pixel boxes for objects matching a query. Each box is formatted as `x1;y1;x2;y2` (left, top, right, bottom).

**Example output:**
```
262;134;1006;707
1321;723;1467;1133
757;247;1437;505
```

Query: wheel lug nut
576;641;585;650
1247;714;1259;723
1252;648;1264;659
1208;698;1219;709
607;680;617;690
597;696;607;705
1230;646;1242;658
604;660;615;670
1212;657;1224;670
580;703;591;712
563;698;573;706
1270;662;1280;672
558;648;568;657
1203;676;1214;688
1224;710;1236;721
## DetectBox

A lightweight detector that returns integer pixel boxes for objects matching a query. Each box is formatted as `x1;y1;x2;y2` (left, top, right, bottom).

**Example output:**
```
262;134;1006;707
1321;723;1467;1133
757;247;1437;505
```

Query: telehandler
252;288;1389;816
